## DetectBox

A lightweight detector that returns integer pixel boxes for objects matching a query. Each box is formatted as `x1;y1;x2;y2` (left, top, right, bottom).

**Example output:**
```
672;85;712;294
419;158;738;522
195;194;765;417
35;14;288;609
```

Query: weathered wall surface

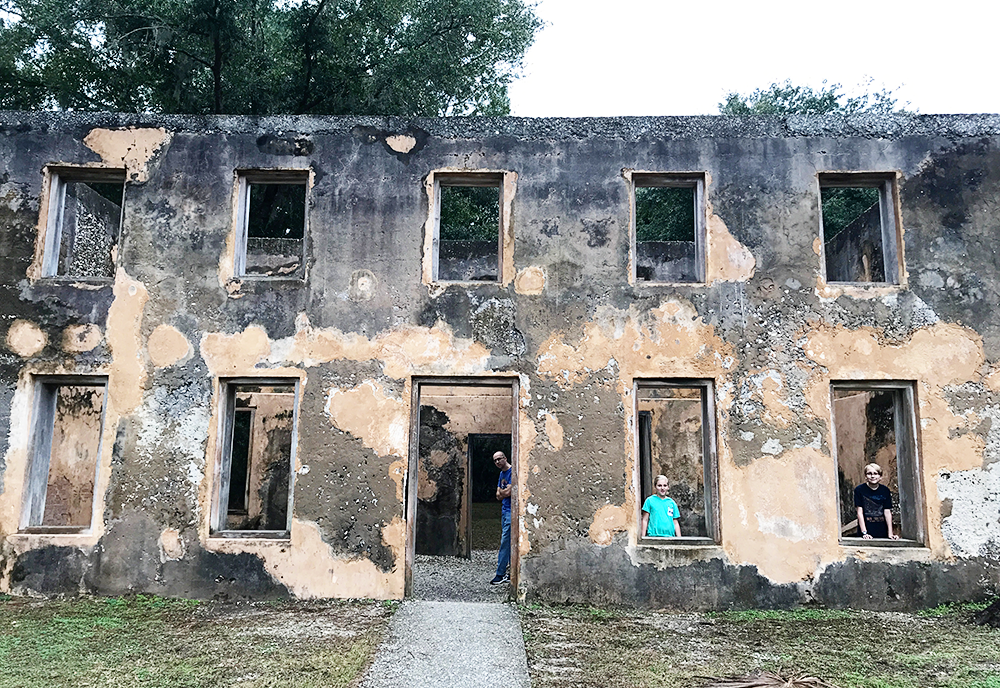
1;113;1000;608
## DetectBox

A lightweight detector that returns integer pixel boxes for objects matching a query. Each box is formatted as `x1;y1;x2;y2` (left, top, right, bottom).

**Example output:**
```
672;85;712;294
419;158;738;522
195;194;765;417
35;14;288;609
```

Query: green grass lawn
521;602;1000;688
0;594;394;688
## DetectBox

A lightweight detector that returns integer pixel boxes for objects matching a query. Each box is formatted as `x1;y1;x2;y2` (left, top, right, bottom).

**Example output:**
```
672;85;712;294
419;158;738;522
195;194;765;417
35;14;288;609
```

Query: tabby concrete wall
0;112;999;608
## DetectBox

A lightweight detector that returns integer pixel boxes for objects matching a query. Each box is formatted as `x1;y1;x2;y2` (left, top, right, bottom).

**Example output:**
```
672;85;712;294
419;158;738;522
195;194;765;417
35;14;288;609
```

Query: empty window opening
408;380;516;599
215;382;297;534
633;175;704;283
636;381;718;542
236;174;307;278
22;379;108;532
820;175;899;283
43;171;125;279
832;383;923;544
435;176;501;282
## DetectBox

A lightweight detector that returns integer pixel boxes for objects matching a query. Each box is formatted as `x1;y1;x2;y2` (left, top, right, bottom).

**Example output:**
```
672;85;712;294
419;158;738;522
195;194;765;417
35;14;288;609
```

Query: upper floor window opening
432;172;504;283
235;170;308;279
631;173;705;284
819;173;901;284
42;168;125;280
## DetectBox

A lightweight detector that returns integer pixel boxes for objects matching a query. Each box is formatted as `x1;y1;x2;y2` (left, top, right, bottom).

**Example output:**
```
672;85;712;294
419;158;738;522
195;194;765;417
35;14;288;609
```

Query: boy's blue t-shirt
498;468;512;514
642;495;680;537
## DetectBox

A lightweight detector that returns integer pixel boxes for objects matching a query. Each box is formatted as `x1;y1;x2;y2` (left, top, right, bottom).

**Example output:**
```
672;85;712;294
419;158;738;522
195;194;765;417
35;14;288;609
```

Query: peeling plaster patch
389;459;406;503
349;270;378;302
938;464;1000;557
589;504;628;545
543;412;564;451
749;370;793;428
471;299;525;357
147;324;191;368
201;325;271;375
514;266;546;295
761;438;784;455
984;368;1000;393
803;322;984;389
83;127;170;182
918;271;946;289
385;135;416;154
517;403;539;558
106;271;149;414
721;449;836;583
537;302;734;388
417;461;437;500
211;518;404;599
159;528;185;561
271;316;490;379
705;196;755;283
6;320;46;357
62;324;102;353
325;381;407;457
755;514;821;542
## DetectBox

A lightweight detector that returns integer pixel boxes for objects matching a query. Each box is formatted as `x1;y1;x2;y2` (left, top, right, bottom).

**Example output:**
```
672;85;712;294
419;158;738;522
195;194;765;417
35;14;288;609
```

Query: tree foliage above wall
0;0;542;115
719;80;907;116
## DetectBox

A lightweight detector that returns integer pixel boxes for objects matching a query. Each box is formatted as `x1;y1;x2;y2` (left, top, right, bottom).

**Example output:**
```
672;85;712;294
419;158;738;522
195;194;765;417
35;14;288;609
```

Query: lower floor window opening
636;379;719;543
22;376;108;532
832;381;924;545
214;380;298;535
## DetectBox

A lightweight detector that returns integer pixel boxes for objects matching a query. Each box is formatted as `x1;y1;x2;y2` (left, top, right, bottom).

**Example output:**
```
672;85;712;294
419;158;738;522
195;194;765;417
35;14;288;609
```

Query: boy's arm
857;506;871;538
884;508;898;539
641;511;649;537
673;519;681;537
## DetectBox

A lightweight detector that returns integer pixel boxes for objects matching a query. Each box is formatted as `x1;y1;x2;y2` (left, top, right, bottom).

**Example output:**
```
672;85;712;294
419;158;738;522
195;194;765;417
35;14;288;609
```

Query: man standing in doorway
490;451;512;585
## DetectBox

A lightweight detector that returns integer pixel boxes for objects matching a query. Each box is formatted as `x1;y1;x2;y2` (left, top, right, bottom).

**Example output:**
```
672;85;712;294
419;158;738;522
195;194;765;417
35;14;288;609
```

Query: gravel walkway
411;550;508;603
359;550;528;688
358;599;530;688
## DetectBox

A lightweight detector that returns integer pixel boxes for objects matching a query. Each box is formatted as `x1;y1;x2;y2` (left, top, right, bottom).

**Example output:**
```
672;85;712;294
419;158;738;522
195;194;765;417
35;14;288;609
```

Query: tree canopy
719;80;906;116
0;0;542;115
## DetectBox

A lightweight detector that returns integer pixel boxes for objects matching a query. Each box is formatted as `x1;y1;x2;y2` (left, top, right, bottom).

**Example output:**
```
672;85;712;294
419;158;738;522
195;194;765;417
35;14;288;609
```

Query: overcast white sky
508;0;999;117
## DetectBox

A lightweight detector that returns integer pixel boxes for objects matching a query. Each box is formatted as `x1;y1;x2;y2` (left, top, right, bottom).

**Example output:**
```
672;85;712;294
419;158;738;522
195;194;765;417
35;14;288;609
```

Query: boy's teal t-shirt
642;495;680;537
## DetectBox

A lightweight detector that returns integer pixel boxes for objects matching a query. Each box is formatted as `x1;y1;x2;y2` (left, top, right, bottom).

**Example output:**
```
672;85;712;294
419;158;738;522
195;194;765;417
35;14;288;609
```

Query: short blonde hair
654;475;669;485
864;463;883;476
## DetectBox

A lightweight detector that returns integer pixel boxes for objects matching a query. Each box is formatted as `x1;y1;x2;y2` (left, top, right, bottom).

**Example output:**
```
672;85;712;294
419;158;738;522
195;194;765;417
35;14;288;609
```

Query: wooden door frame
404;376;519;596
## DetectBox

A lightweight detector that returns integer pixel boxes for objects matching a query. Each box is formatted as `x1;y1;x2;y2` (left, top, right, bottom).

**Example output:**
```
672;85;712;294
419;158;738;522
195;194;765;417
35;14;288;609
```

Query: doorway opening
406;378;517;600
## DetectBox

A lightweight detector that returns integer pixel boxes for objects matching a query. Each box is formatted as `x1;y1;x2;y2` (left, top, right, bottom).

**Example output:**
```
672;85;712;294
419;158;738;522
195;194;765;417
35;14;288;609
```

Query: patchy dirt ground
0;595;395;688
520;603;1000;688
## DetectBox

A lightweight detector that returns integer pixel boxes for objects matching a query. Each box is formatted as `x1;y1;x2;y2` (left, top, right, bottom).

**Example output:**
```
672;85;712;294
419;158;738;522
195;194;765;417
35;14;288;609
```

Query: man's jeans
495;509;511;578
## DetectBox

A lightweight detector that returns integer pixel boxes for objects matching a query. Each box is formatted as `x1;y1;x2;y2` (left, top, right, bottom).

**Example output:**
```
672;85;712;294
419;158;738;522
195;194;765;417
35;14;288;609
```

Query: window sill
37;276;114;285
840;537;923;548
232;275;306;284
433;279;501;286
17;526;91;535
210;530;290;540
635;280;705;287
638;536;718;548
823;281;900;288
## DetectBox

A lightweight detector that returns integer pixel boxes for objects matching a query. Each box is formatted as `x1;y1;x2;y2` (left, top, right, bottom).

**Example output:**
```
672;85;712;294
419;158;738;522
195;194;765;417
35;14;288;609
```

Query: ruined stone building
1;112;999;609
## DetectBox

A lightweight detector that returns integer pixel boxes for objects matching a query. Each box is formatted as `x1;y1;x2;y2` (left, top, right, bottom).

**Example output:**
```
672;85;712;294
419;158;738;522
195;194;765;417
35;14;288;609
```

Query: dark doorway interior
468;433;512;551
